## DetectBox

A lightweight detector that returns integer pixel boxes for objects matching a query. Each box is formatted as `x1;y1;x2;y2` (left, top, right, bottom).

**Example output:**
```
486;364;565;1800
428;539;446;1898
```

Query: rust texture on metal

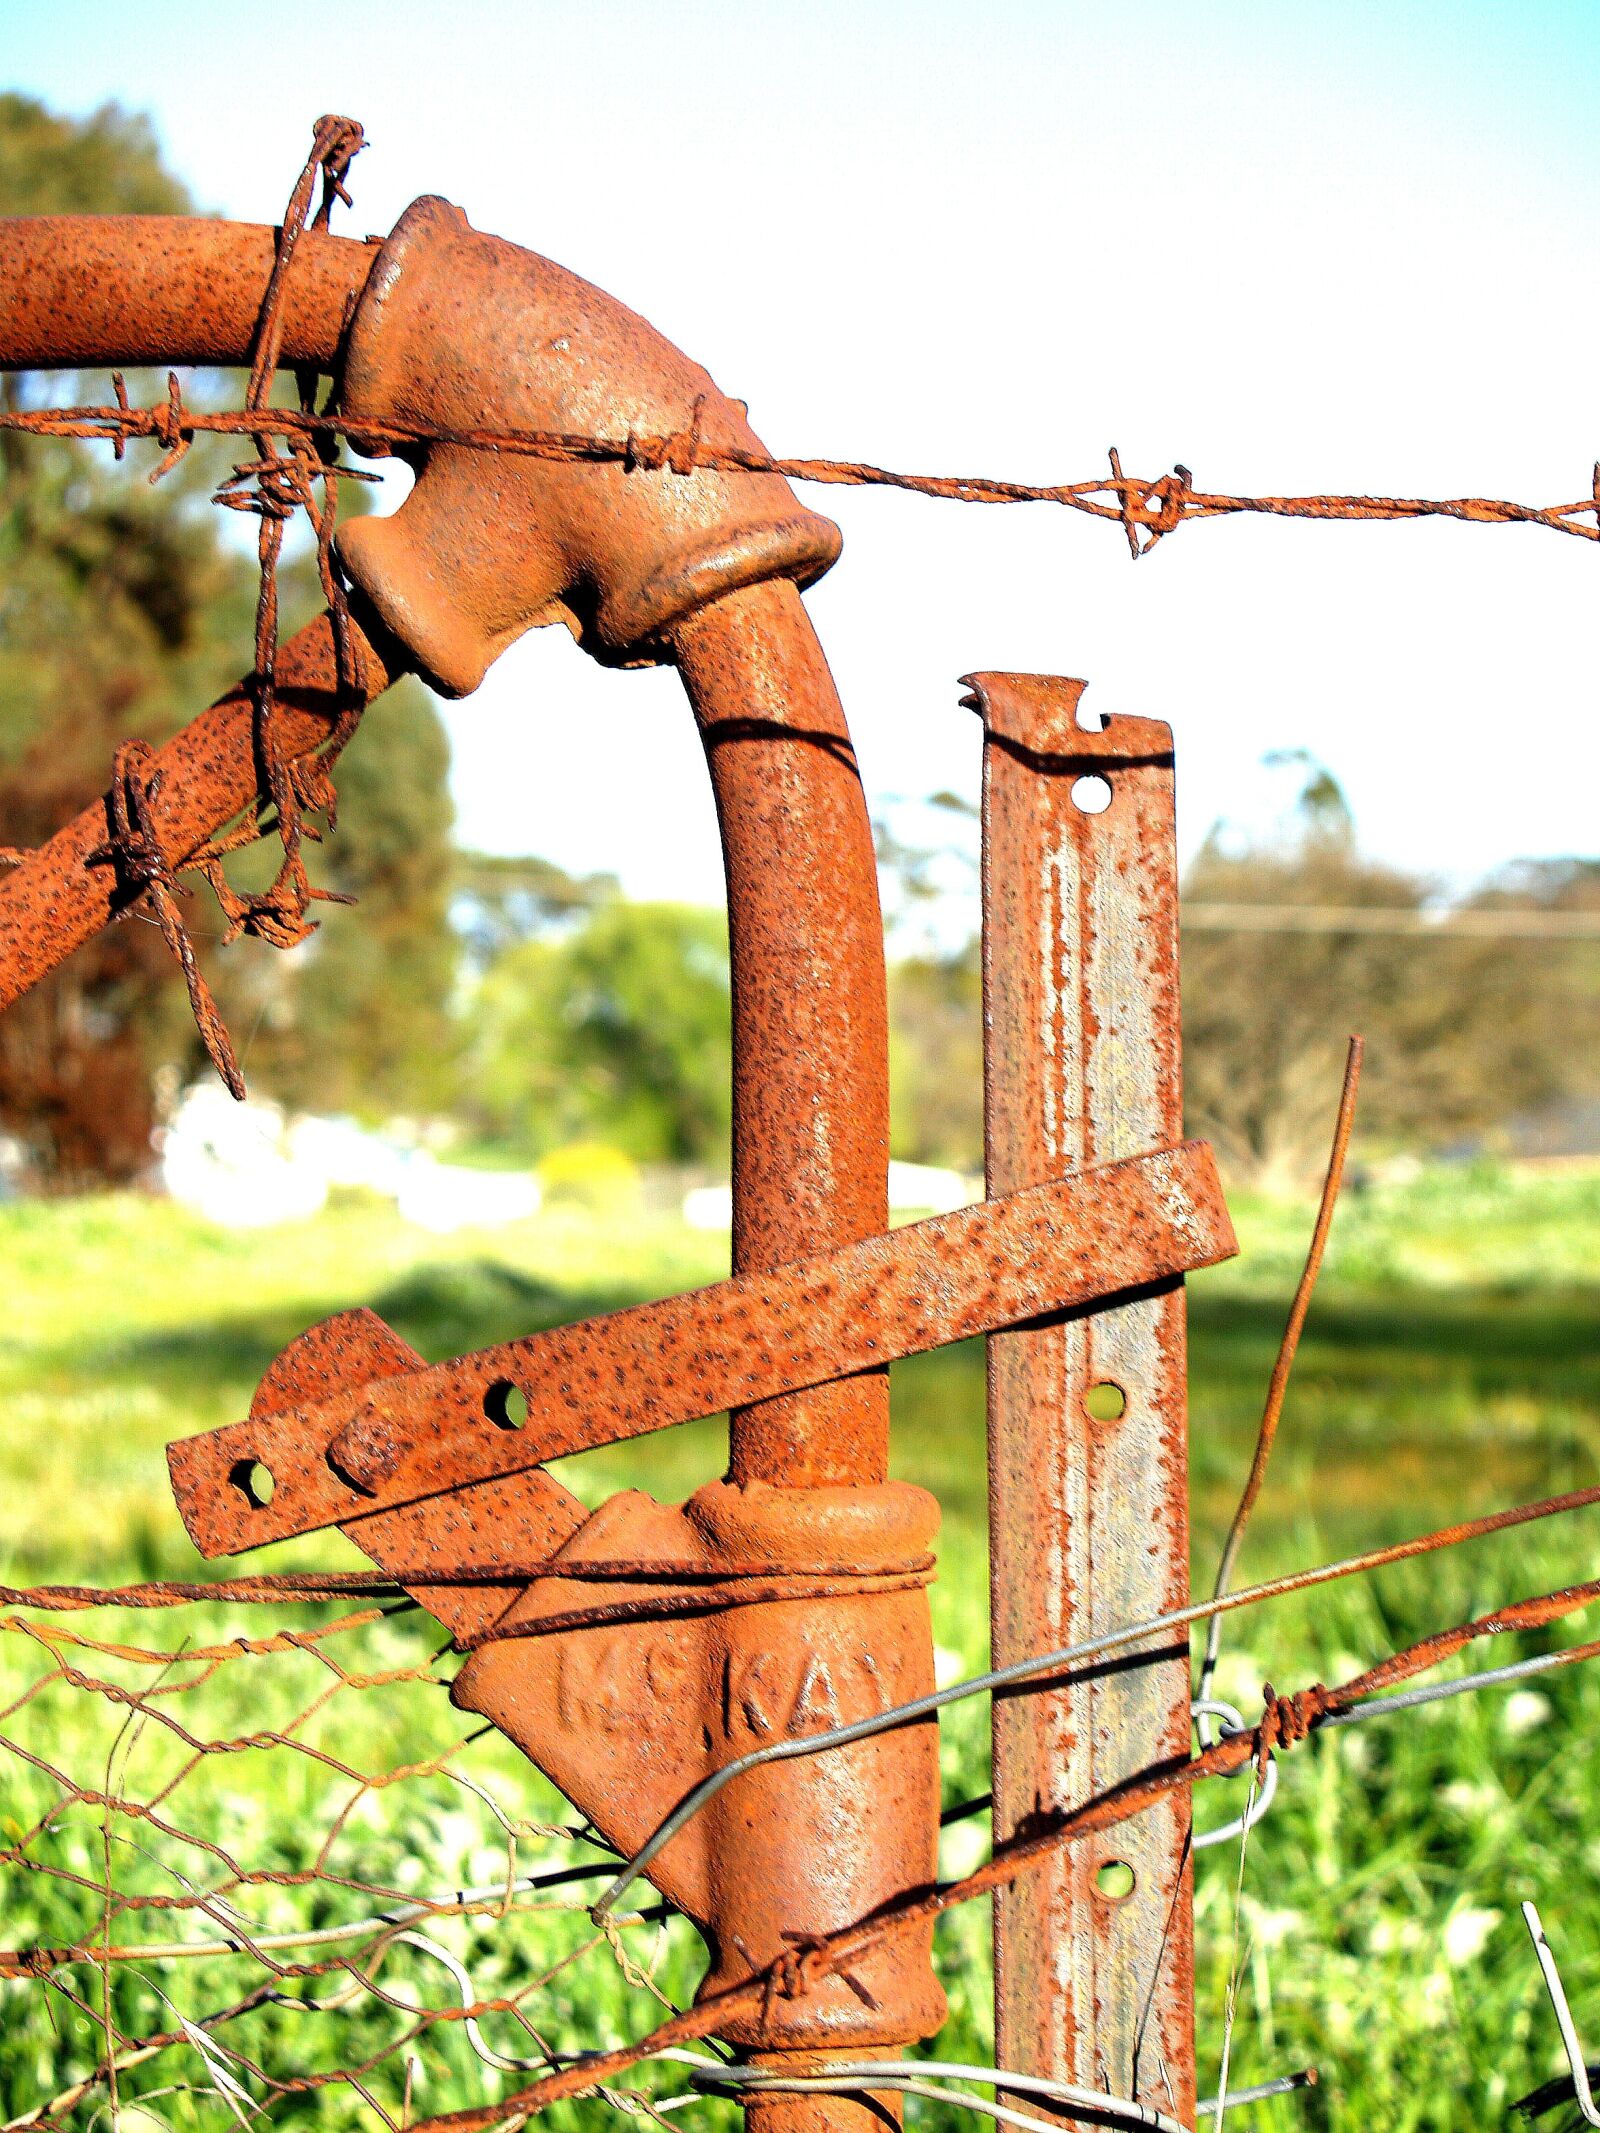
0;215;377;371
417;1570;1600;2133
333;199;842;690
968;671;1196;2120
167;1143;1234;1558
674;578;892;1493
0;606;398;1012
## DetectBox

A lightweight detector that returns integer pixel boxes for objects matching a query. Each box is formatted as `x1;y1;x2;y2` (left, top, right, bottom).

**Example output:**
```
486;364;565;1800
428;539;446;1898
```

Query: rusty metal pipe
674;581;906;2133
1;191;933;2130
673;579;891;1490
0;217;375;372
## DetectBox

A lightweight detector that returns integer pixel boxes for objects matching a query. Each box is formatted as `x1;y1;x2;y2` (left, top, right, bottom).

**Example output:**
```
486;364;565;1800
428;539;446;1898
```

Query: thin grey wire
1190;1701;1278;1852
1317;1645;1591;1728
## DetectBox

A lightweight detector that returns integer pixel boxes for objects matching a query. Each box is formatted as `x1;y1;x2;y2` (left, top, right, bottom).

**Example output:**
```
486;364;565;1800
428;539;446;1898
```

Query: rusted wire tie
407;1575;1600;2132
590;1474;1600;1918
0;1555;933;1615
83;740;245;1097
5;395;1599;555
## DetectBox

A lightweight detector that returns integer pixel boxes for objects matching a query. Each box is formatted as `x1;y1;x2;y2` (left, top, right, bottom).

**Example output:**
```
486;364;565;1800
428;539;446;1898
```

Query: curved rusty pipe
0;204;912;2127
0;202;888;1490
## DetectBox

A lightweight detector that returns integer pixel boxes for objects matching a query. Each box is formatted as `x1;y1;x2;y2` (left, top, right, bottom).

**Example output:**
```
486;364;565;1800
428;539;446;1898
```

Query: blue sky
7;1;1598;906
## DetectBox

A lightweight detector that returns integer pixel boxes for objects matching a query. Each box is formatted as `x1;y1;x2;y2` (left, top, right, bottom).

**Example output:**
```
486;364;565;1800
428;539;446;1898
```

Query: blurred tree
888;942;982;1171
450;851;619;971
469;898;731;1164
874;756;1600;1191
0;95;460;1179
1180;763;1598;1189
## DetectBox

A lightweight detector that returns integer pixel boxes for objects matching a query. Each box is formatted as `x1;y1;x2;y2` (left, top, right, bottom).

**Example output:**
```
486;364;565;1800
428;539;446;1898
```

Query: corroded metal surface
0;216;377;371
0;140;1256;2130
167;1144;1234;1557
335;198;842;689
454;1477;948;2052
0;606;399;1013
675;579;893;1492
968;671;1196;2122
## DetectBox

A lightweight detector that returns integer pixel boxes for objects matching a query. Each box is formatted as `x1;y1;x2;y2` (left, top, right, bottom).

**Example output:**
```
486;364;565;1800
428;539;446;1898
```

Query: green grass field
2;1162;1598;2130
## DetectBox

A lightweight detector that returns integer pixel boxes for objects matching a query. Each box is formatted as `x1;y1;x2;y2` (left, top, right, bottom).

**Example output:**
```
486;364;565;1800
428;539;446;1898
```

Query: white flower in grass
934;1645;965;1688
1240;1900;1302;1950
1502;1690;1552;1737
1443;1905;1500;1968
1441;1778;1500;1820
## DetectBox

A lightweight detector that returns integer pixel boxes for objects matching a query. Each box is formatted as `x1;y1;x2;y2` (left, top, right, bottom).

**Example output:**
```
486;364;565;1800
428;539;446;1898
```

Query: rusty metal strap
168;1140;1236;1556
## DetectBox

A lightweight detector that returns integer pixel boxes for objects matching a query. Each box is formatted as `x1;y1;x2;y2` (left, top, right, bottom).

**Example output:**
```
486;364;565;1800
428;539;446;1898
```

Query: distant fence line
1180;904;1600;938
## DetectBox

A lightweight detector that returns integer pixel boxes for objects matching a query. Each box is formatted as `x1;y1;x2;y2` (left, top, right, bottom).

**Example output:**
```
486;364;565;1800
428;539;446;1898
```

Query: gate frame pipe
0;204;918;2132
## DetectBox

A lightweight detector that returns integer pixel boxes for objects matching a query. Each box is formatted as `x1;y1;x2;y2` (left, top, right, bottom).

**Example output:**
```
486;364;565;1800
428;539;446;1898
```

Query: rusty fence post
967;673;1195;2122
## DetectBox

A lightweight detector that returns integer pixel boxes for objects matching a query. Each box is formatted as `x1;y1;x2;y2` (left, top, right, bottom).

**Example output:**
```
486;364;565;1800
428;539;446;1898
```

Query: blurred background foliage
0;94;457;1185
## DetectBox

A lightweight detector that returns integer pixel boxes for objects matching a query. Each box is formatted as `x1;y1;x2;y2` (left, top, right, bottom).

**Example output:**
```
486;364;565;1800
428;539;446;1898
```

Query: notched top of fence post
960;670;1173;764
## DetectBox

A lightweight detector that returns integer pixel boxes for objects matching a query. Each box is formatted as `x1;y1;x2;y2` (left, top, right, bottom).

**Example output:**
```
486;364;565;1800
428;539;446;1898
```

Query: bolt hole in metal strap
970;671;1197;2121
168;1149;1235;1556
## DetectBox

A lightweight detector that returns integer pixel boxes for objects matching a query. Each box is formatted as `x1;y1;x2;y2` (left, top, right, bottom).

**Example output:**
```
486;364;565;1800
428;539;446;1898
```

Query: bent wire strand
589;1479;1600;1918
1521;1902;1600;2129
1196;1037;1364;1744
1190;1701;1278;1853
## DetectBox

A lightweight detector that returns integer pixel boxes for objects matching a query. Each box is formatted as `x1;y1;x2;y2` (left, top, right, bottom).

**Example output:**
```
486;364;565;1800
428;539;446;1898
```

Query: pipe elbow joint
334;196;841;694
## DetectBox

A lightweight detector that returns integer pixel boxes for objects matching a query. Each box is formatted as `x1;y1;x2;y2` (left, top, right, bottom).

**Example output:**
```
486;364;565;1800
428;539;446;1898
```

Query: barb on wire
1191;1700;1277;1853
193;114;368;1003
1196;1037;1364;1730
7;393;1600;555
84;741;244;1097
589;1474;1600;1920
404;1571;1600;2131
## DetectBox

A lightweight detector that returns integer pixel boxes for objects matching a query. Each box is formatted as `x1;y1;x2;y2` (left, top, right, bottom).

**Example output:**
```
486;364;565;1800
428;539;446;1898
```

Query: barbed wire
395;1574;1600;2131
3;107;1594;1100
5;392;1599;558
0;116;375;1099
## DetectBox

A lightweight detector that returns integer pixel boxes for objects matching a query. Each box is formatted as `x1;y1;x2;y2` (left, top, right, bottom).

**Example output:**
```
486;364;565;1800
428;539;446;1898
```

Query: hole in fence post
484;1380;529;1429
230;1458;276;1508
1084;1380;1127;1422
1070;773;1113;814
1095;1858;1137;1902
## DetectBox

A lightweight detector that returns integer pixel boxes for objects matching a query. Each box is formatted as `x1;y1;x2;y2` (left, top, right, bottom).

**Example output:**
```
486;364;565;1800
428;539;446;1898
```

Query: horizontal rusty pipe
0;217;376;372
